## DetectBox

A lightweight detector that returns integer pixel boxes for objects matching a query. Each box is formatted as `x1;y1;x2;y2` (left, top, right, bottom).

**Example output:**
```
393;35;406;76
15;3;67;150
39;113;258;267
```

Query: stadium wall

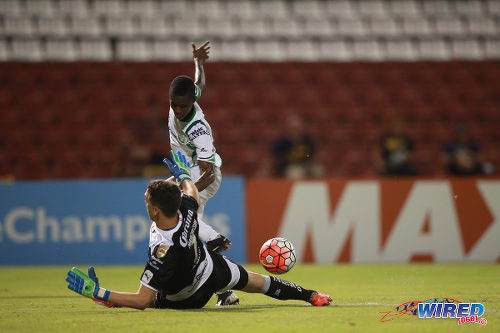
1;178;498;265
247;178;500;263
0;177;246;265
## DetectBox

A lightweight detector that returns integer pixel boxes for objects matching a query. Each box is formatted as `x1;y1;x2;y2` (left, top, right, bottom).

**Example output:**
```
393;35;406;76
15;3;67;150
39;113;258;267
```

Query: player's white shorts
190;165;222;218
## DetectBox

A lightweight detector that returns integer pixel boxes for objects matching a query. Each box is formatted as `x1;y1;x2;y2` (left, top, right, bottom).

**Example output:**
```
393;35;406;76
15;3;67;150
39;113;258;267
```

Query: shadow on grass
174;304;315;313
1;296;330;313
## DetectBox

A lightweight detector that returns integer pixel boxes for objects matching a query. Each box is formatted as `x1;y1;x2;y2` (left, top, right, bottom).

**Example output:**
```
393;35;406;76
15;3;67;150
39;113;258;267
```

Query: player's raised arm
163;151;200;205
192;41;210;93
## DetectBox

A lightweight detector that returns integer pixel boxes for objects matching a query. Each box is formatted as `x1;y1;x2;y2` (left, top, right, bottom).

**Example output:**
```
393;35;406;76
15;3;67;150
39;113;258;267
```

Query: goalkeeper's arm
106;285;156;310
66;267;155;310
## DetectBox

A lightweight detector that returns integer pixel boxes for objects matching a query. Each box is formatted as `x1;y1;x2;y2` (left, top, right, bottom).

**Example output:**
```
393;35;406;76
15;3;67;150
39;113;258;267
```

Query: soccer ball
259;237;296;274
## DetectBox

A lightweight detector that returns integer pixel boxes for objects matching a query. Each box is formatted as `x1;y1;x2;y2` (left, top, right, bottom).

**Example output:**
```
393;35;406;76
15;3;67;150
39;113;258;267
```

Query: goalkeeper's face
170;93;195;120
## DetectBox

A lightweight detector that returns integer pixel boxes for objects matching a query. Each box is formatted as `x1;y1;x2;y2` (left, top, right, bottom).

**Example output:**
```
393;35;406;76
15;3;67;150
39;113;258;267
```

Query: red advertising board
247;179;500;263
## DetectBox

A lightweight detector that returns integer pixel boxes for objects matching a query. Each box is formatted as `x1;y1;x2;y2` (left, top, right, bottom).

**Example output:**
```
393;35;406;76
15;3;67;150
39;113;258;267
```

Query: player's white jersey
168;85;222;168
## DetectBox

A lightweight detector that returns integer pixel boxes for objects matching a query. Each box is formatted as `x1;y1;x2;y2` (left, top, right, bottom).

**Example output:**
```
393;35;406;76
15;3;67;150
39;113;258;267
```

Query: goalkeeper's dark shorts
154;251;248;309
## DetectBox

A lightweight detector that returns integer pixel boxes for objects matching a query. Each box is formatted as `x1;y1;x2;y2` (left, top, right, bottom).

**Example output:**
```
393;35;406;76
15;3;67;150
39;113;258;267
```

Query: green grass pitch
0;264;498;332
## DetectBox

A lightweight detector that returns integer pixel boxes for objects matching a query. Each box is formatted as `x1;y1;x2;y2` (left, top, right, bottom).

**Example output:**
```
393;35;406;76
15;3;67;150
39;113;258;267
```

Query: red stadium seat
1;61;499;179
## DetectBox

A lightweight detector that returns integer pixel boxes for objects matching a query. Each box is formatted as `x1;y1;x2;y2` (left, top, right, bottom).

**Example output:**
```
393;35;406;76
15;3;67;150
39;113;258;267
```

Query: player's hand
163;151;192;184
66;266;111;303
192;41;210;63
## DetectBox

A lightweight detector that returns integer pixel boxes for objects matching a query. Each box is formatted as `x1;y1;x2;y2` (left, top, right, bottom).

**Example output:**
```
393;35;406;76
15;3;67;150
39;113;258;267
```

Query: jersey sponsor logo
141;270;153;284
156;245;169;258
179;210;194;247
189;127;209;140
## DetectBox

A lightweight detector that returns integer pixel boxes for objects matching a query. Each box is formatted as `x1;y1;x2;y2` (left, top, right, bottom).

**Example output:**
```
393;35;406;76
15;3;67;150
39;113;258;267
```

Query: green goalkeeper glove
66;267;112;305
163;151;192;184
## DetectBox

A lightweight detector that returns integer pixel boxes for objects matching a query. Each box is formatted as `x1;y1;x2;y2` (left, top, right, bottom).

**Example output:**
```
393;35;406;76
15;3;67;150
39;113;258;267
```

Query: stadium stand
0;0;499;179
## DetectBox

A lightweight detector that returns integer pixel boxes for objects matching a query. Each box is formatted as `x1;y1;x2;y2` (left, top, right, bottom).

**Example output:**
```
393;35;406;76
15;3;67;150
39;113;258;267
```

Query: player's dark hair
147;180;182;218
169;75;195;99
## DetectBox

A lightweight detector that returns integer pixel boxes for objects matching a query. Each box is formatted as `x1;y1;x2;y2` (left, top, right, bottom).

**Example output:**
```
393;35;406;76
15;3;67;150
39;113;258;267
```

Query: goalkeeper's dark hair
147;180;182;218
169;75;195;99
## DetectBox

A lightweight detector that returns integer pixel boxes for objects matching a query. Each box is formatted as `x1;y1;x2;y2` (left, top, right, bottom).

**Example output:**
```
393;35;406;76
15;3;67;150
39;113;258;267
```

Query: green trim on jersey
182;108;197;123
194;85;202;102
198;153;216;163
185;120;210;136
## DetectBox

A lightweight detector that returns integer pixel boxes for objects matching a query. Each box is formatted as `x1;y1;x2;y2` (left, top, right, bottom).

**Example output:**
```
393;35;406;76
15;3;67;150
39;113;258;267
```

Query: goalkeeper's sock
263;276;315;302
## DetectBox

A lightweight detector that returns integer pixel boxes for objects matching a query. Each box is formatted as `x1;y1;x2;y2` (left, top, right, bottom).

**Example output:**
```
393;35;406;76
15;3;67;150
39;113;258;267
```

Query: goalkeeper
65;151;331;310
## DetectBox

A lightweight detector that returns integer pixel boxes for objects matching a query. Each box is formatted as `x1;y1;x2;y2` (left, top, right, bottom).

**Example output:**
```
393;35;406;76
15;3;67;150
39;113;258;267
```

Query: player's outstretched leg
240;271;331;306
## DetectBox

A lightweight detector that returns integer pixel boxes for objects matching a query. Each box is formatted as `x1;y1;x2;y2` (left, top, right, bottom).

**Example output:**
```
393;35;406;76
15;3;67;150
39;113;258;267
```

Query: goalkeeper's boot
207;235;231;254
216;290;240;306
310;292;332;306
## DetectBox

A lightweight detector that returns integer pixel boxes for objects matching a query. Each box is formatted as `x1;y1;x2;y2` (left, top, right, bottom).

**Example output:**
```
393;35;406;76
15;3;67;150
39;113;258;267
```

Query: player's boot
216;290;240;306
310;292;332;306
207;235;231;254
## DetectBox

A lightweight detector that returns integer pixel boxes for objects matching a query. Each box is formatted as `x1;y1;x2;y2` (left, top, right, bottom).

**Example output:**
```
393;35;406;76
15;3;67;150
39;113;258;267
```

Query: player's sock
197;218;220;243
262;276;315;302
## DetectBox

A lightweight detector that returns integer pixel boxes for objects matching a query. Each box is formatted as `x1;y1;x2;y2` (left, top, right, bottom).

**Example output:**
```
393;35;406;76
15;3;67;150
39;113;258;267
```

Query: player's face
170;94;194;120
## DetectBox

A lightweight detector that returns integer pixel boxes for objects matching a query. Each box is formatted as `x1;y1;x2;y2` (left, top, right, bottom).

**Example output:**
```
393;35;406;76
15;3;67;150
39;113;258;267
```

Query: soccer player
168;41;230;255
168;41;237;305
65;151;332;310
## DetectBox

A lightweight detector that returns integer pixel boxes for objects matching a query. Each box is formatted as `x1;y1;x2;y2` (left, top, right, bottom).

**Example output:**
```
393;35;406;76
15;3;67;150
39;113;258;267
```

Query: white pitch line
335;303;398;307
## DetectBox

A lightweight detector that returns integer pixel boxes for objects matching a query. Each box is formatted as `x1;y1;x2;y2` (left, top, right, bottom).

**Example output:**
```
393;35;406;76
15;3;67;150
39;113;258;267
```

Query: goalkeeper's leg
237;270;332;307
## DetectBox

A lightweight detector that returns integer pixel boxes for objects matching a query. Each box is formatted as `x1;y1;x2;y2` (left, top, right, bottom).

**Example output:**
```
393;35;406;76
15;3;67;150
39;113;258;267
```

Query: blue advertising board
0;177;246;265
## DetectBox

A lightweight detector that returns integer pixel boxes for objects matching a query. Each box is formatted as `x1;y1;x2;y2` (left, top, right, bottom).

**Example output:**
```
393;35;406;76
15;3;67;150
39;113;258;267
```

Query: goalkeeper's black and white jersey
140;194;214;301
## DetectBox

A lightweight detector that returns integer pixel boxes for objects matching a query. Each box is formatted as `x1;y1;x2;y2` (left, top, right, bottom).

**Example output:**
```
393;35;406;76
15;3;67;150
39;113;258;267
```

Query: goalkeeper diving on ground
65;151;331;309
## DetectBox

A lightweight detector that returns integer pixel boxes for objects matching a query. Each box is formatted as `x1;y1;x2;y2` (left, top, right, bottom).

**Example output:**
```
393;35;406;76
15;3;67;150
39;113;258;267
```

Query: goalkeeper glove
163;151;192;184
66;267;112;305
